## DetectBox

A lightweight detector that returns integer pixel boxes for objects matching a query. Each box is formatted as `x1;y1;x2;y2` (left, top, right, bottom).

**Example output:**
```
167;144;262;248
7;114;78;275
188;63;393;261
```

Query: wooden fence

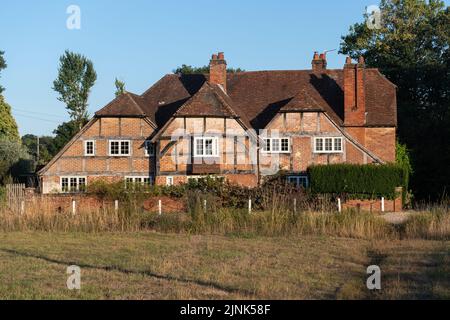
6;183;26;212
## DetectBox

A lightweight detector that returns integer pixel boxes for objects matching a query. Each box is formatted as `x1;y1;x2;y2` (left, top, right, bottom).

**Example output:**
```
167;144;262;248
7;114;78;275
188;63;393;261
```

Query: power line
11;107;67;119
12;112;62;123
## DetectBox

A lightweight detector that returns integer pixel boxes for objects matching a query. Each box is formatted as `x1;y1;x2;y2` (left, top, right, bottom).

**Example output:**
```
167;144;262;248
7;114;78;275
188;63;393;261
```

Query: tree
0;51;6;94
114;78;126;97
173;64;245;74
0;137;31;184
21;134;55;166
52;119;87;154
0;95;20;142
340;0;449;200
53;50;97;130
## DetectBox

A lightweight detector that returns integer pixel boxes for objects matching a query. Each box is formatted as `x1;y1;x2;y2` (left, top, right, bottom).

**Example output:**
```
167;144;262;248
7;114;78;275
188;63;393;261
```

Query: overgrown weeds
1;185;448;240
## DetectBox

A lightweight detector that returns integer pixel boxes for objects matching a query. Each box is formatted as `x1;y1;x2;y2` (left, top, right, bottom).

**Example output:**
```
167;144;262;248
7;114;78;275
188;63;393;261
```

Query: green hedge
307;164;407;199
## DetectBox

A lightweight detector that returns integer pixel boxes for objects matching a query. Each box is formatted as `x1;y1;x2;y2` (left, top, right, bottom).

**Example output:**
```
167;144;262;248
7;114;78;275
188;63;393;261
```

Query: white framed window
262;138;290;153
166;176;174;186
287;176;309;188
314;137;343;153
60;176;87;193
84;140;95;156
109;140;131;156
125;176;153;189
193;137;219;157
144;141;155;157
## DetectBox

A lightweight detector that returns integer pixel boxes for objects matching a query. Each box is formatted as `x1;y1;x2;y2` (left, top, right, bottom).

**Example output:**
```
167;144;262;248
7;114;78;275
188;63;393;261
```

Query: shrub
308;164;406;200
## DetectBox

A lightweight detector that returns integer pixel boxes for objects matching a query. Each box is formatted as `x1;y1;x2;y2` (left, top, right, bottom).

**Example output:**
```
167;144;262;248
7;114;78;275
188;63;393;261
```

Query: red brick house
38;52;397;193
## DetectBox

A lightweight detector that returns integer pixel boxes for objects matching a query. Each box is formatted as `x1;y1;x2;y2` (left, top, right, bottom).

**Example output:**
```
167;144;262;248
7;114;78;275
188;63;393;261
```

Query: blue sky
0;0;397;136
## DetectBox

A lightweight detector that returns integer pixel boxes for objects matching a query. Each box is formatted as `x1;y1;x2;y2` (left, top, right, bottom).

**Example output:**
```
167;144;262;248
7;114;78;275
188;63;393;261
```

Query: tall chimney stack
343;56;366;127
209;52;227;92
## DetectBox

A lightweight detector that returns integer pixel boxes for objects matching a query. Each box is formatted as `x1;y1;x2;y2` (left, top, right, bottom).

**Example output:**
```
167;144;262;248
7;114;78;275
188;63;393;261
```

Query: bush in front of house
307;164;407;200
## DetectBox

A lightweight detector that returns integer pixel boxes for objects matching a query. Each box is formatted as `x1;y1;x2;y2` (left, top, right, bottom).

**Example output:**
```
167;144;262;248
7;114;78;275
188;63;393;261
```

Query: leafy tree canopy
21;134;56;166
340;0;449;200
173;64;245;74
0;95;20;142
115;78;126;97
53;50;97;130
0;51;6;94
52;119;88;154
0;137;30;184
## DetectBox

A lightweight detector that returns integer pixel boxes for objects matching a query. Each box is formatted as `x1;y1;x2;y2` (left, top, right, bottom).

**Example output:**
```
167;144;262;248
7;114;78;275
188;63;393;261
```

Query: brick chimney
343;56;366;126
209;52;227;92
312;51;327;71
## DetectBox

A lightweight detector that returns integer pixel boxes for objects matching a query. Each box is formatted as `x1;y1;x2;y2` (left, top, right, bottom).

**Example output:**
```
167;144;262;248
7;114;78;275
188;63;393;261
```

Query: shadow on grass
0;248;255;298
366;245;450;299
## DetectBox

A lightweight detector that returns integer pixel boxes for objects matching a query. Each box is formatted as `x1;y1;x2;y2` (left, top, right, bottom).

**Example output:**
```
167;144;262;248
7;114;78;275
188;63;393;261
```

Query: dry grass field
0;231;448;300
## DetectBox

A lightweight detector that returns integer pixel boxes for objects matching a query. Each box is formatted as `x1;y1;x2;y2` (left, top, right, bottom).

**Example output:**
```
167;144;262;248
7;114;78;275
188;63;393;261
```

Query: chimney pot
212;54;218;60
358;56;365;65
218;52;225;60
345;56;353;64
312;51;327;71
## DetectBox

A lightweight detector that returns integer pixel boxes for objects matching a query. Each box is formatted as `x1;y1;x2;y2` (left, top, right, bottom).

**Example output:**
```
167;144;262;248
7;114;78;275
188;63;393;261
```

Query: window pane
121;141;129;155
334;138;342;151
86;141;94;155
62;178;69;192
145;141;154;156
325;138;333;151
196;139;203;156
78;178;86;191
316;139;323;151
299;177;308;188
205;139;213;155
272;139;280;152
281;138;289;152
70;178;77;192
111;141;119;155
264;139;270;152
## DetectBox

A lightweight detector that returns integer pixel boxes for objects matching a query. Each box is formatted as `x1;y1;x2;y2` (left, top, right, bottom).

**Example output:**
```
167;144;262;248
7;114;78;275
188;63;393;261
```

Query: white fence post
114;200;119;212
72;200;76;215
337;198;342;213
293;198;297;214
20;200;25;215
248;198;252;214
381;197;385;212
158;199;162;215
203;199;207;213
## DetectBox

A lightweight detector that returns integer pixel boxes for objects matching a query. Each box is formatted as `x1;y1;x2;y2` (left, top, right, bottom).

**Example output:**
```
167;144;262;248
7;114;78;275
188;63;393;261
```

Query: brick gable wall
41;117;155;193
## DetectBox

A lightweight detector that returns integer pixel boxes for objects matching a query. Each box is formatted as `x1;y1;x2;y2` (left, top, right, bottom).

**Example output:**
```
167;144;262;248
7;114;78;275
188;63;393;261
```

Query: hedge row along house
38;52;397;194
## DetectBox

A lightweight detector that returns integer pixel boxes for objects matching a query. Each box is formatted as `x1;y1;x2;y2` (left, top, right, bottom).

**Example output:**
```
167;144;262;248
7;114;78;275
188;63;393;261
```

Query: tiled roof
96;92;146;117
95;68;397;130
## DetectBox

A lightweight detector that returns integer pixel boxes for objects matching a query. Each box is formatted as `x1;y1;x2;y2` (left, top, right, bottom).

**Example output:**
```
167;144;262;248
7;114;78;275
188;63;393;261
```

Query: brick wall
41;117;155;193
40;110;395;192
